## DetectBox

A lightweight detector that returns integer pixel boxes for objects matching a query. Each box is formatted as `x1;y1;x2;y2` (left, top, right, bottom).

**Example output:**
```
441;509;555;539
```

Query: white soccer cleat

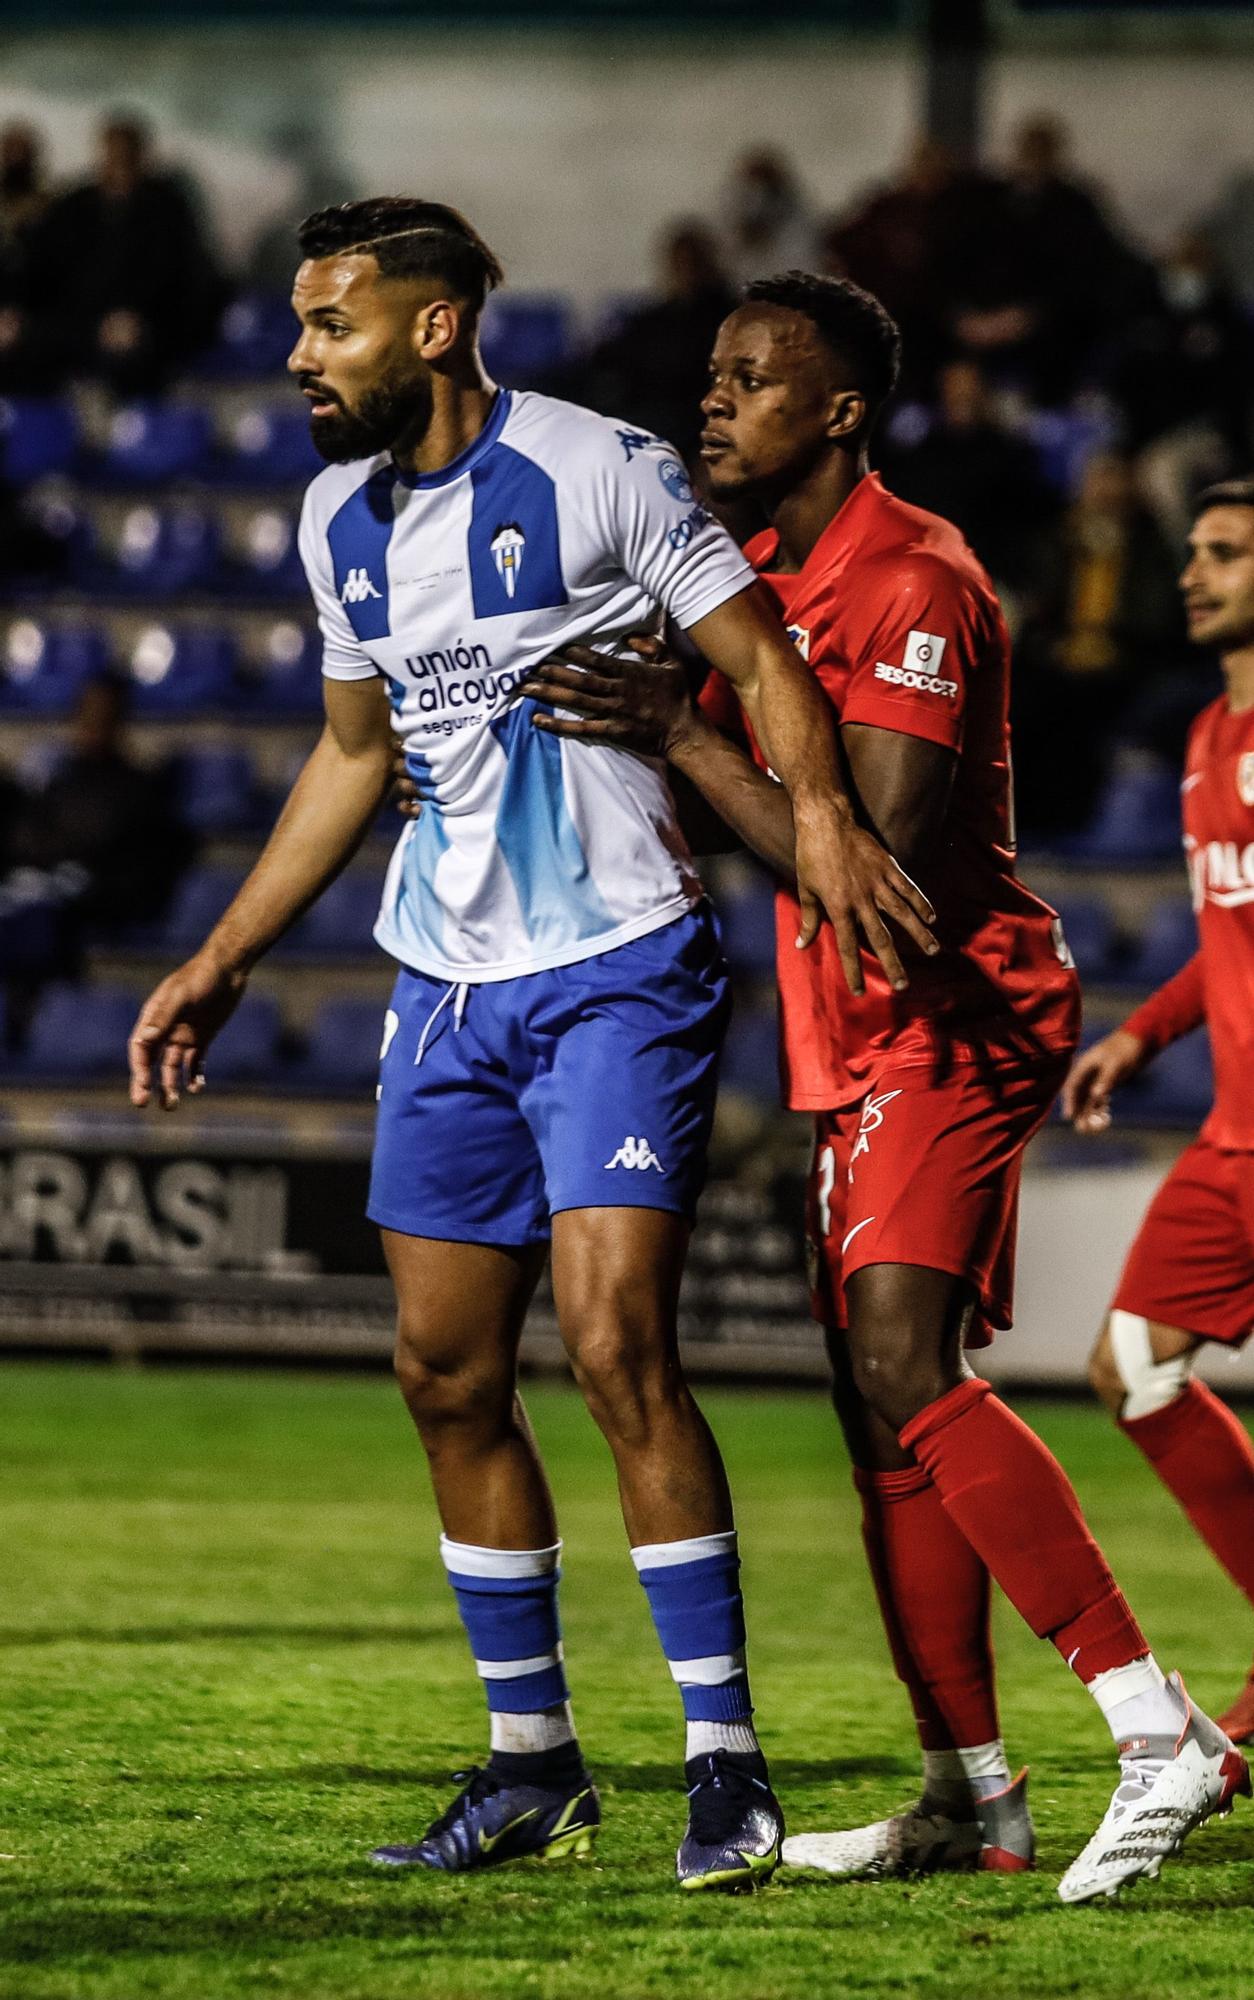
782;1768;1034;1879
1058;1671;1251;1905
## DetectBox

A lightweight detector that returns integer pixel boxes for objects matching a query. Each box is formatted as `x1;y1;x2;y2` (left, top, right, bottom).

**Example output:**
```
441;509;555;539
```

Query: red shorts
1113;1136;1254;1347
805;1058;1067;1345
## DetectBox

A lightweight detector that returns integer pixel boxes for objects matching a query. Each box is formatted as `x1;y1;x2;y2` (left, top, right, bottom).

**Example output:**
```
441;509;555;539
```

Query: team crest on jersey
490;522;526;599
786;624;811;660
1237;752;1254;807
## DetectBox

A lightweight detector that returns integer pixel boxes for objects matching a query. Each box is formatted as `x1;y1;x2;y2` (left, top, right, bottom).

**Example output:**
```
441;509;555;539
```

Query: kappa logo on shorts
604;1134;667;1173
848;1088;903;1172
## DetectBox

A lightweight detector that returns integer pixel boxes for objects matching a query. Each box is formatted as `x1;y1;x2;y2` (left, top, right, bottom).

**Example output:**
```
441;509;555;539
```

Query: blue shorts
368;905;731;1246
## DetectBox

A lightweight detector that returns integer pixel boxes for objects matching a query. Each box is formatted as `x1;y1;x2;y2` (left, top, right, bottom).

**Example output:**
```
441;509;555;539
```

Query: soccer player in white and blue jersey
127;197;935;1889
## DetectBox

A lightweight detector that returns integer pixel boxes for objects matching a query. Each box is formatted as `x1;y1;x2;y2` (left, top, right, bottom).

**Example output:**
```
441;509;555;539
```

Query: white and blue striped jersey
298;389;755;981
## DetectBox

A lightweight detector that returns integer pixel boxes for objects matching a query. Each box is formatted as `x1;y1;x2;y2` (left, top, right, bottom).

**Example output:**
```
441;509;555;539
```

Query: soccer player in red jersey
1066;480;1254;1749
525;274;1250;1900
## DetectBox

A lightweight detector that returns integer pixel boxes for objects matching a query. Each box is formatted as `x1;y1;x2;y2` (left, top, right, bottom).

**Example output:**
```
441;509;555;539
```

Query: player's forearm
1122;952;1207;1054
200;727;392;975
669;709;797;879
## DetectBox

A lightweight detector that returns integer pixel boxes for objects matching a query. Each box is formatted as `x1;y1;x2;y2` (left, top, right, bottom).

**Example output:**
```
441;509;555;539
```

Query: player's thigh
549;1205;690;1390
843;1262;979;1433
369;967;550;1253
1113;1137;1254;1349
383;1229;547;1409
525;908;730;1231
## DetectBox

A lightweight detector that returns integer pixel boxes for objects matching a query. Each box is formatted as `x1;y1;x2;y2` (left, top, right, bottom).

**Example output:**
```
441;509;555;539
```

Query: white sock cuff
1086;1653;1165;1715
439;1536;562;1580
924;1740;1009;1786
630;1530;738;1573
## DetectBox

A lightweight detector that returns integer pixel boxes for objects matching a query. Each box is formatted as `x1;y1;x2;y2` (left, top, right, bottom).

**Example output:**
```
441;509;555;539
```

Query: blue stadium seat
126;625;237;715
1053;895;1118;980
301;998;389;1093
21;983;140;1080
0;395;78;482
199;293;296;380
159;867;245;954
1056;761;1183;864
0;888;63;979
221;405;321;485
720;1007;779;1103
1123;1028;1213;1126
237;619;323;716
718;877;778;978
1124;899;1197;987
111;503;220;596
172;747;260;835
0;619;109;714
98;402;212;485
281;873;383;958
230;506;305;597
203;992;283;1085
479;296;572;385
1023;407;1114;494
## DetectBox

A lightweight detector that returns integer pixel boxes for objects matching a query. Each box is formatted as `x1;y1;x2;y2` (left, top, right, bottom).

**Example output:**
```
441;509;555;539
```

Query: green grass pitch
1;1362;1251;2000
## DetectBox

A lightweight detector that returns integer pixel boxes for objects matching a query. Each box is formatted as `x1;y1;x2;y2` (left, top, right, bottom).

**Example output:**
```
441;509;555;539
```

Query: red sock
1121;1379;1254;1603
900;1379;1147;1681
856;1464;1000;1750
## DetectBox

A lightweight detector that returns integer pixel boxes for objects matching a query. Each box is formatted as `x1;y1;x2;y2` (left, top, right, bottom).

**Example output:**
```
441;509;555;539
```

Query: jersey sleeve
1122;953;1207;1053
838;553;979;752
595;436;757;631
297;483;380;683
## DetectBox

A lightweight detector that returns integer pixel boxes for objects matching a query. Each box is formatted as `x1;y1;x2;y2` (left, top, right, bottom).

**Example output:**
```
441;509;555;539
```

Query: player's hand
1062;1027;1148;1134
127;953;248;1111
792;798;938;996
391;739;420;820
524;638;695;756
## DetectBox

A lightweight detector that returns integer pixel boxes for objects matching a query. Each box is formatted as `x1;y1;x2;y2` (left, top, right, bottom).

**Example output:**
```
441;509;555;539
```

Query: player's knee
1087;1325;1126;1416
566;1304;680;1446
844;1321;958;1436
393;1325;508;1442
1097;1310;1192;1421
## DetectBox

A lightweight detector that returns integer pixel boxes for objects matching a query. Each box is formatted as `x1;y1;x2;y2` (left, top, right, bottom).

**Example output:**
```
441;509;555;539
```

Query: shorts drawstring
414;980;471;1067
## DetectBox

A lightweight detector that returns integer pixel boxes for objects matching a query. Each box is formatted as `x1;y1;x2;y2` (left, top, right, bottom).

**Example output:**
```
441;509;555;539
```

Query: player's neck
392;369;499;478
768;449;867;573
1221;645;1254;714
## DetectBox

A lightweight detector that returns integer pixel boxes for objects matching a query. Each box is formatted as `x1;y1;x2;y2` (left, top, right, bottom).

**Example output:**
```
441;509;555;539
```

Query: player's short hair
296;197;504;315
1194;478;1254;517
743;270;902;424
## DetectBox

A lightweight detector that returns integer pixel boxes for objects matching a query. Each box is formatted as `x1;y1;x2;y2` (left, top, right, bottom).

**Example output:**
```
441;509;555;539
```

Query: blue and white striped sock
440;1536;578;1759
631;1530;761;1760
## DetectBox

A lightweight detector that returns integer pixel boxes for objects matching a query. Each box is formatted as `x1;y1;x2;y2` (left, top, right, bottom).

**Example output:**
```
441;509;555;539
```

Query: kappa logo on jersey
616;427;657;462
341;567;382;605
848;1088;903;1171
604;1134;667;1173
1238;752;1254;808
490;522;526;600
874;628;958;699
786;624;811;661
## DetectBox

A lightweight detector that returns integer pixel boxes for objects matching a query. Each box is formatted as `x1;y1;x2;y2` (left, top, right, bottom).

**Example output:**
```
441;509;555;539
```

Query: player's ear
412;297;462;364
827;388;865;443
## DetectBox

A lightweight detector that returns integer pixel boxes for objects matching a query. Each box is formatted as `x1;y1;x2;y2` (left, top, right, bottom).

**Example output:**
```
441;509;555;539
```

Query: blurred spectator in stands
1203;169;1254;306
1012;451;1181;834
36;111;228;395
878;358;1059;595
1107;229;1254;548
572;220;735;456
0;120;56;392
718;148;816;285
947;115;1146;406
5;672;193;951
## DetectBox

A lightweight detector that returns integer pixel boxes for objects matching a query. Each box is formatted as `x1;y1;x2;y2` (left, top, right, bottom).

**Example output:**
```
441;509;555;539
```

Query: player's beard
307;366;433;464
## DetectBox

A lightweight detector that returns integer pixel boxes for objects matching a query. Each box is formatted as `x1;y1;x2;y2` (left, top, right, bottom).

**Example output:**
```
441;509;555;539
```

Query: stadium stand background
1;0;1253;1390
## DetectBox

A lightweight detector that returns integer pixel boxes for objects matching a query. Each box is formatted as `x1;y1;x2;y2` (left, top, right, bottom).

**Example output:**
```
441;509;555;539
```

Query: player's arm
839;723;956;881
127;675;394;1111
1064;953;1206;1134
684;584;937;989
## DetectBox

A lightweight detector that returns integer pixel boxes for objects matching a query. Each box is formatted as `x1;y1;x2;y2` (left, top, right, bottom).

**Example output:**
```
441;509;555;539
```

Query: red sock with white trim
1120;1379;1254;1604
899;1379;1148;1681
855;1465;1003;1776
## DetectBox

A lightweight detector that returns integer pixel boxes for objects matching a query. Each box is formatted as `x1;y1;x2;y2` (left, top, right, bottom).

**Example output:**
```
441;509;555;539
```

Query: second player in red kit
1068;481;1254;1746
528;274;1247;1901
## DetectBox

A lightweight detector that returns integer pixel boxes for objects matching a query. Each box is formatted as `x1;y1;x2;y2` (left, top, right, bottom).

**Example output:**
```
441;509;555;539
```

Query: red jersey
701;472;1080;1110
1124;696;1254;1151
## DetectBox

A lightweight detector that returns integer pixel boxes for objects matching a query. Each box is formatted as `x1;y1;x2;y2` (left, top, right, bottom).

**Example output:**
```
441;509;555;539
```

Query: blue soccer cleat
676;1749;784;1891
370;1765;600;1873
